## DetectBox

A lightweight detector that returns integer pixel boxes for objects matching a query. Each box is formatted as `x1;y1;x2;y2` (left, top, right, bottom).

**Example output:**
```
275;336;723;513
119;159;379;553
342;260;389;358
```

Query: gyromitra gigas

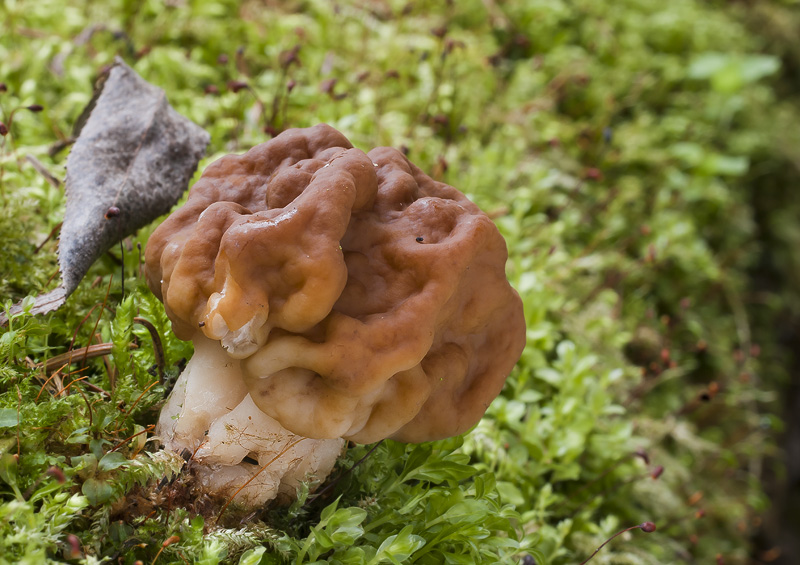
145;124;526;506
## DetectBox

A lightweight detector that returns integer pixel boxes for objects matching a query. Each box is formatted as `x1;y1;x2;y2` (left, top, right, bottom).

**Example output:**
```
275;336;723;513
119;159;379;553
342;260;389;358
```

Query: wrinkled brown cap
145;124;525;444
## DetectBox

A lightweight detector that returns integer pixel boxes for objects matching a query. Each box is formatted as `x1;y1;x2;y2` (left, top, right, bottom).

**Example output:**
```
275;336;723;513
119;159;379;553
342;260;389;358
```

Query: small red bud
716;555;725;565
227;80;249;93
217;54;229;64
46;466;66;483
279;45;301;69
0;82;7;92
204;84;220;95
695;508;706;519
320;78;337;95
584;167;603;181
660;348;670;362
286;79;296;92
0;122;7;136
444;38;463;55
633;449;650;464
104;206;120;219
67;534;82;559
650;465;664;480
27;104;44;112
162;535;180;547
639;522;656;533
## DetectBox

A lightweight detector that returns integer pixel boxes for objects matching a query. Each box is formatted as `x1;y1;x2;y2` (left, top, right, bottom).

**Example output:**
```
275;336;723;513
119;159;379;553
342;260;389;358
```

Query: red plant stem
83;277;115;367
150;535;180;565
110;424;155;452
578;523;656;565
36;363;69;400
133;317;166;382
16;386;22;458
54;375;90;396
34;221;63;254
118;380;159;422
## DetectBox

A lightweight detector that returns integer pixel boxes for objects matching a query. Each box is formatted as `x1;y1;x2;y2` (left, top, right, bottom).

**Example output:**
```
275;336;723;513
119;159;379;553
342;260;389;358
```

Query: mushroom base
156;335;344;507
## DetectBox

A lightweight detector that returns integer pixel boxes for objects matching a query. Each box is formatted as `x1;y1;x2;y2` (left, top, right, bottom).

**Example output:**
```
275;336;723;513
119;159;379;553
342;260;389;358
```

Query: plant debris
1;58;209;324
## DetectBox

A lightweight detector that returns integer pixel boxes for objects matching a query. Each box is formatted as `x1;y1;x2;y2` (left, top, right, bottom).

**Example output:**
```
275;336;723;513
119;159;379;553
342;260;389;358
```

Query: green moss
1;0;798;563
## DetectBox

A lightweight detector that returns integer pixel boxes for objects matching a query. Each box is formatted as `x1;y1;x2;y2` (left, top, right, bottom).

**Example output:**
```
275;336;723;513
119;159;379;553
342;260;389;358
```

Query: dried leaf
1;58;209;323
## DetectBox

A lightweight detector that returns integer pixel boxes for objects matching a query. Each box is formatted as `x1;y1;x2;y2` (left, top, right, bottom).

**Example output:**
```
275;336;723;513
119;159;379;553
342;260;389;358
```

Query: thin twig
37;342;137;374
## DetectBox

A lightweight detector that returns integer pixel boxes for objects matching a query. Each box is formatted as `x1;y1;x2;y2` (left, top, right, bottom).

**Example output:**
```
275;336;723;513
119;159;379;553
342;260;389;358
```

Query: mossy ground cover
2;1;799;563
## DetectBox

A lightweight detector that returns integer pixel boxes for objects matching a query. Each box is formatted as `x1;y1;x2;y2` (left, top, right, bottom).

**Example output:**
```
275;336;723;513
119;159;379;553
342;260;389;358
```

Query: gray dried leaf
1;57;209;323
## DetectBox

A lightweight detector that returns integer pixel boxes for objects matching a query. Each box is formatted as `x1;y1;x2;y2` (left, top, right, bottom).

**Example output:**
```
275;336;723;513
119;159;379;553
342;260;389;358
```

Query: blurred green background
2;0;800;563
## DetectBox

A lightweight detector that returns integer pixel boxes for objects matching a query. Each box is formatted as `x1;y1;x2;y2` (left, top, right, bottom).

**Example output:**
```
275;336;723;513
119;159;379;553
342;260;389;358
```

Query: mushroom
145;124;526;506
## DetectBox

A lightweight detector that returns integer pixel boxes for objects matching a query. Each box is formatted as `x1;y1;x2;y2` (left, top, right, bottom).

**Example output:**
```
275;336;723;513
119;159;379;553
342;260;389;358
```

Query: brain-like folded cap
146;124;526;444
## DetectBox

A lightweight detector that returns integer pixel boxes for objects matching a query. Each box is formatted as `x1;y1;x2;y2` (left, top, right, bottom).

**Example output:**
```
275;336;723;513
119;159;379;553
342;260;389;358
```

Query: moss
1;0;799;563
